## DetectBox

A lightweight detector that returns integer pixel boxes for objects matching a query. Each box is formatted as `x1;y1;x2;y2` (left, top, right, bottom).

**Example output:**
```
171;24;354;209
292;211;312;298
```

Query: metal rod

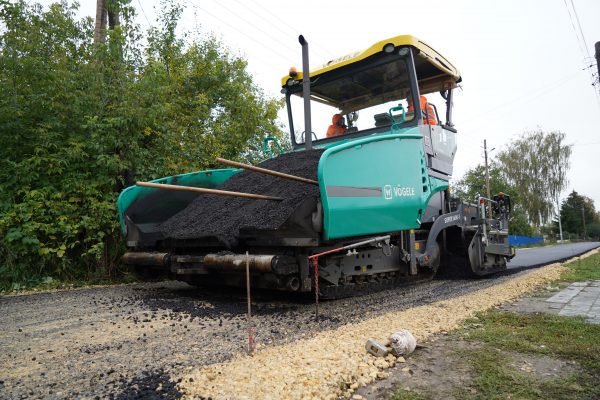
312;257;319;320
216;158;318;185
409;229;417;275
308;235;391;259
342;235;391;251
484;139;492;217
135;181;283;201
246;251;255;354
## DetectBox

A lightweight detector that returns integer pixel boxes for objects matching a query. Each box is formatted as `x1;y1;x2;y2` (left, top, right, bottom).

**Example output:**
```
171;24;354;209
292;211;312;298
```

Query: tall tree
558;191;598;238
496;129;571;227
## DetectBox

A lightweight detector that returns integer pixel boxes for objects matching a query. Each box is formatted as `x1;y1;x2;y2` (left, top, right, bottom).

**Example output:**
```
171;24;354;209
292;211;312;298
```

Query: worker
326;113;347;137
407;95;437;125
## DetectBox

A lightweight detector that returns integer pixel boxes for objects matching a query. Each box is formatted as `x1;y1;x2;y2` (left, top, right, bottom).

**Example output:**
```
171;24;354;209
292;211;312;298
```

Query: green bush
0;1;285;290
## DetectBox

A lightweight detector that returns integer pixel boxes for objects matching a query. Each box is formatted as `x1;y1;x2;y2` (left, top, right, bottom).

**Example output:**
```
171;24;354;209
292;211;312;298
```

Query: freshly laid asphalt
508;241;600;269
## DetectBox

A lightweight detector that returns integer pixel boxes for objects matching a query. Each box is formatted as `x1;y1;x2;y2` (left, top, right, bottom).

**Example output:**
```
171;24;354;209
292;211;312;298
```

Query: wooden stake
216;158;318;186
135;181;283;201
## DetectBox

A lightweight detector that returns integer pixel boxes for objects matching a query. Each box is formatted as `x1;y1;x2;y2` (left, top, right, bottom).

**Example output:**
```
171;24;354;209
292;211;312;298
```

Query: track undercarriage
123;196;514;299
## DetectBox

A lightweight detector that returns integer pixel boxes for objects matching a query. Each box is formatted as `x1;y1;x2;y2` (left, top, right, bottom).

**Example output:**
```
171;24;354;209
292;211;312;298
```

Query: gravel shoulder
179;260;569;399
0;250;595;399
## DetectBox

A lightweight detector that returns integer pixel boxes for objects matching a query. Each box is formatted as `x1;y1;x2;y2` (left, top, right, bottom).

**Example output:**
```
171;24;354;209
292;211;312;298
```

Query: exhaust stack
299;35;312;150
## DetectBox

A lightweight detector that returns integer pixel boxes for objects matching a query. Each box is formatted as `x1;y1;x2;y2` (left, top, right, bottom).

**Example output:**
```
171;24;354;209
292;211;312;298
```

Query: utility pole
484;140;492;216
557;197;564;242
595;42;600;89
94;0;120;44
94;0;107;44
582;206;587;240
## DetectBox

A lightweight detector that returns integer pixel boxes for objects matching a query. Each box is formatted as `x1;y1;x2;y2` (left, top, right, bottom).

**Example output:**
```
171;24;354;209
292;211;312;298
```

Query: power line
569;0;593;61
457;69;586;151
136;0;150;25
562;0;600;103
563;0;586;60
179;0;289;62
226;0;330;61
459;68;584;130
238;0;334;61
570;0;600;104
201;0;303;58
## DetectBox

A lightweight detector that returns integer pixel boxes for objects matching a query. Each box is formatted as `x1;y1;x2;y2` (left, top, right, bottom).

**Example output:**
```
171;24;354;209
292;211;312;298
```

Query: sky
42;0;600;210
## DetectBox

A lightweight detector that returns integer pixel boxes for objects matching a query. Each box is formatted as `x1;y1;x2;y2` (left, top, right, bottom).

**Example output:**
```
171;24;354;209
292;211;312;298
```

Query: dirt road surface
0;243;596;399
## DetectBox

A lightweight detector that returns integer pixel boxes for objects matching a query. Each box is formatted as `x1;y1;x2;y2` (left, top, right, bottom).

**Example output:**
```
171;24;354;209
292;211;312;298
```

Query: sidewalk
503;280;600;324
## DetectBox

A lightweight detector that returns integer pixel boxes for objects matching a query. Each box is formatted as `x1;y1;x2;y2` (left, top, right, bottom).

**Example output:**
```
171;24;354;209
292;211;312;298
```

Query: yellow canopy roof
282;35;461;97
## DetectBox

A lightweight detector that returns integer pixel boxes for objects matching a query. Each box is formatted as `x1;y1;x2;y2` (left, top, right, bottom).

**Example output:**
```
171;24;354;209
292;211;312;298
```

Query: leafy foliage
0;0;285;289
453;162;512;202
496;129;571;227
555;191;600;240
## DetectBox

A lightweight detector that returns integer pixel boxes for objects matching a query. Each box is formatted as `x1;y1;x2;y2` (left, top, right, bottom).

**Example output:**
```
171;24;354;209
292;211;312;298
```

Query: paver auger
118;35;515;298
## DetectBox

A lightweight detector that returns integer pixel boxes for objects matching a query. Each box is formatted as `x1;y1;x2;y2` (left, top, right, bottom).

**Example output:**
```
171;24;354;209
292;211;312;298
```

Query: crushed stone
178;261;570;399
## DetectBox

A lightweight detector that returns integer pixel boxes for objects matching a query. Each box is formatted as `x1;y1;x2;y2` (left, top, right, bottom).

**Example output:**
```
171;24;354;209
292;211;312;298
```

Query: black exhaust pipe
299;35;312;150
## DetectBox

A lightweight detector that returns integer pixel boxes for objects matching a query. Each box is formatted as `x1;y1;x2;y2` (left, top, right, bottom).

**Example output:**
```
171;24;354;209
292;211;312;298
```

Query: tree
0;1;285;289
454;162;512;203
588;224;600;240
557;191;599;239
453;163;534;236
496;129;571;227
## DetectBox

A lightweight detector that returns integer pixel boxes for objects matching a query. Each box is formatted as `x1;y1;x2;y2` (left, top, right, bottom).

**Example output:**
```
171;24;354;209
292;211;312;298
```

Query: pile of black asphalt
160;149;324;247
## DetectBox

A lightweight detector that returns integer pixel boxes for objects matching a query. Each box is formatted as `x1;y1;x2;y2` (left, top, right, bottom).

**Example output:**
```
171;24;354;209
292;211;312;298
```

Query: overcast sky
43;0;600;209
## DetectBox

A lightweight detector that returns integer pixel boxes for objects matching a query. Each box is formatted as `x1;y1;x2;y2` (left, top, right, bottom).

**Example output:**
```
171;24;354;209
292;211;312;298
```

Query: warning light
479;198;485;205
289;66;298;78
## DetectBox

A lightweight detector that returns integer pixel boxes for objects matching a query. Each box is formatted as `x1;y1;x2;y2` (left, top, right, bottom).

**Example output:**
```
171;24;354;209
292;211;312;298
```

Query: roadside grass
456;311;600;399
391;390;427;400
392;311;600;400
560;251;600;282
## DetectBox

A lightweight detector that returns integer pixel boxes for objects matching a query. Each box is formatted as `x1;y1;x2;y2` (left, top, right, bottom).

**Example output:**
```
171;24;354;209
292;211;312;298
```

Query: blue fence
509;235;544;247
